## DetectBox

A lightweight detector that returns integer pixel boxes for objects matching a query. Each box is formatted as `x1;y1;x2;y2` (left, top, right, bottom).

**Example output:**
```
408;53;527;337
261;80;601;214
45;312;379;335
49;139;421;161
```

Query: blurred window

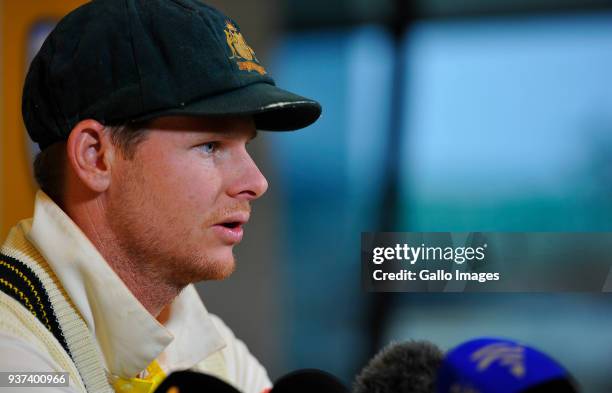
268;25;393;378
388;13;612;392
400;13;612;231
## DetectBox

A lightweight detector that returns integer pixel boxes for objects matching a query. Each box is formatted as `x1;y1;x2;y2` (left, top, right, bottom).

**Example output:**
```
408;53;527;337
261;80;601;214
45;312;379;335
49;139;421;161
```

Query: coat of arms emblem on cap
224;21;267;76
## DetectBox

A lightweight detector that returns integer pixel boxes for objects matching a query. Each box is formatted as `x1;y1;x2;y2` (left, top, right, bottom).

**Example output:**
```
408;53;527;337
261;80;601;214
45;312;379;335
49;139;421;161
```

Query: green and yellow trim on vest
0;251;171;393
0;252;72;358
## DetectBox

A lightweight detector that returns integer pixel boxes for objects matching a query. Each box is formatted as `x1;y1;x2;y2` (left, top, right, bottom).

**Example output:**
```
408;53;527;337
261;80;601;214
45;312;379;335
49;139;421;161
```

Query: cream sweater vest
0;225;228;392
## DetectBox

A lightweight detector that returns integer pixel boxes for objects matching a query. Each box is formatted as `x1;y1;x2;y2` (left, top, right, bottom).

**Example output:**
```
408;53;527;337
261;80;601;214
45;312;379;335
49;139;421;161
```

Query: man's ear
65;119;115;193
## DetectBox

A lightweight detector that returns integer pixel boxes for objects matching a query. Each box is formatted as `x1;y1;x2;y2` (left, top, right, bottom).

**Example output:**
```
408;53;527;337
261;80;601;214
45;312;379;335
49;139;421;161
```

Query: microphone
353;340;444;393
270;369;350;393
154;368;349;393
436;337;579;393
153;370;242;393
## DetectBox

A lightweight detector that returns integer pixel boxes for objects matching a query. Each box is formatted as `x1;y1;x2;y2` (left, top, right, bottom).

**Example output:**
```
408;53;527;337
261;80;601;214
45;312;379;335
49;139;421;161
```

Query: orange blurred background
1;0;86;238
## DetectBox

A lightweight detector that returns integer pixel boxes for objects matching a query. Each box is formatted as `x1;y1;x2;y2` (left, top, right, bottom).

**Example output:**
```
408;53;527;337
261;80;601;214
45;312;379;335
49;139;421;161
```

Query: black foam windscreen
153;370;242;393
272;369;350;393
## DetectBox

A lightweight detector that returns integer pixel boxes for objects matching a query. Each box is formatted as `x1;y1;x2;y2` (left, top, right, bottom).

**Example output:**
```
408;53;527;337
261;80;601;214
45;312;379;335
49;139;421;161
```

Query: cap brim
131;82;322;131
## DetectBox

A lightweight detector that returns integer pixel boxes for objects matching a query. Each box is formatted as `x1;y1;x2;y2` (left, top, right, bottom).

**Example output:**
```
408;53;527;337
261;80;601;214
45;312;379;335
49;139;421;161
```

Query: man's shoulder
1;217;36;262
0;289;86;391
0;294;83;392
207;313;238;343
0;291;47;345
206;312;262;365
200;313;272;393
0;226;88;391
0;291;71;372
0;222;54;350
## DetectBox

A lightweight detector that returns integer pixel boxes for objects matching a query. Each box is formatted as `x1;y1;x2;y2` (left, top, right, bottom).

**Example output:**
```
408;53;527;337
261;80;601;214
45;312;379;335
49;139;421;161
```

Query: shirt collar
26;191;225;377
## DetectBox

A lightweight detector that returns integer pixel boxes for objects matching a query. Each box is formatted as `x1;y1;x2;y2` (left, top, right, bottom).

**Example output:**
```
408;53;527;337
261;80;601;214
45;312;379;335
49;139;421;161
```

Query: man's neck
65;196;180;318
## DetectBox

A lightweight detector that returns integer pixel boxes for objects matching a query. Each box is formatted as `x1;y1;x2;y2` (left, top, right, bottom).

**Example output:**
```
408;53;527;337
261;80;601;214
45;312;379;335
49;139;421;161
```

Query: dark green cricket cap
23;0;322;150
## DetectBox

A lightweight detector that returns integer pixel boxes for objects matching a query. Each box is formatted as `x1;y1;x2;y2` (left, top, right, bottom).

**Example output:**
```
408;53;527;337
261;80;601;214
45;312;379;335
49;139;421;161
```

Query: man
0;0;321;392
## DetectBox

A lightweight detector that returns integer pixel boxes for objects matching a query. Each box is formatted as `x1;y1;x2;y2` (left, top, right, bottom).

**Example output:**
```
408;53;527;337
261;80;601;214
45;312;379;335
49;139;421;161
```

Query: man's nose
226;152;269;201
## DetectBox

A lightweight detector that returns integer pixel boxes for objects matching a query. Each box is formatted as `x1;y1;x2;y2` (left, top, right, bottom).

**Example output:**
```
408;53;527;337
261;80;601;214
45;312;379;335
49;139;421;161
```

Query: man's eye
197;142;218;154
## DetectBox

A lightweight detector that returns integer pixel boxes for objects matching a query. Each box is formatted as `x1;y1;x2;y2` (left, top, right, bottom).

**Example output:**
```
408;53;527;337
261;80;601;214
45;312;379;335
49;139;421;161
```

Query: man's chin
197;253;236;281
208;261;236;281
170;249;236;284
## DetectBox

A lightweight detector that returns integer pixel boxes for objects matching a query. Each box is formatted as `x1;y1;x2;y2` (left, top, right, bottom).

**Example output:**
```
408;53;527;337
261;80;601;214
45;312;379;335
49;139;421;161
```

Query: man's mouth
220;221;241;229
215;213;249;228
212;213;250;244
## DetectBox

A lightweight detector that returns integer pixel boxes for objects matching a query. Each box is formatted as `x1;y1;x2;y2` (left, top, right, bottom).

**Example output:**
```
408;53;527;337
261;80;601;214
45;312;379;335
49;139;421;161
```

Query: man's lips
211;213;250;244
214;212;250;228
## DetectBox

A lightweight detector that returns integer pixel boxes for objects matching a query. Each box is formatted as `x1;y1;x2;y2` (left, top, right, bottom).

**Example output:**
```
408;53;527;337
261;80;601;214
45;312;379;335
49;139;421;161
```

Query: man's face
106;116;268;286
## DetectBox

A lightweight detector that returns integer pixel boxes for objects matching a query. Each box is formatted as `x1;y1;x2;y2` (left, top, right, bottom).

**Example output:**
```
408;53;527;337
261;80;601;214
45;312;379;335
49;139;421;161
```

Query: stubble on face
105;142;241;291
